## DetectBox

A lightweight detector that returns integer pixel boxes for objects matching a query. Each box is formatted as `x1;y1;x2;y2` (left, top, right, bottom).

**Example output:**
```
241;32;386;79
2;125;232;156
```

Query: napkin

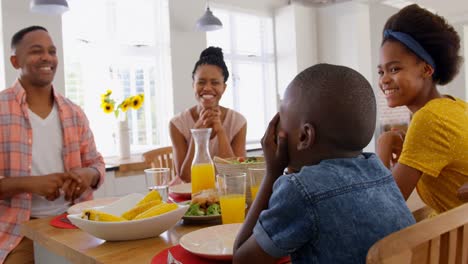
49;213;78;229
169;193;191;203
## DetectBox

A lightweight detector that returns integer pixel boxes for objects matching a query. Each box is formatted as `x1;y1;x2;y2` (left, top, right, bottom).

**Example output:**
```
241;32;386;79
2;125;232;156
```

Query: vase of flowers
101;90;144;159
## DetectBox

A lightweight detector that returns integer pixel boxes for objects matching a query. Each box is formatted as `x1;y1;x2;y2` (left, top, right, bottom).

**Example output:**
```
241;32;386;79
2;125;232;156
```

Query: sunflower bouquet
100;90;144;118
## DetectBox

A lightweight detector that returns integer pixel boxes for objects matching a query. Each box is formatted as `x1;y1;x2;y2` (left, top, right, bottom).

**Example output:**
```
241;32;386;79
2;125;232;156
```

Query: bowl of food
183;189;222;224
67;191;188;241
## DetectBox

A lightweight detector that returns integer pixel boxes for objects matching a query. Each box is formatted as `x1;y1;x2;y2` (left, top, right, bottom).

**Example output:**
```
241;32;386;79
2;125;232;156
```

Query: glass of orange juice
248;168;265;202
217;173;246;224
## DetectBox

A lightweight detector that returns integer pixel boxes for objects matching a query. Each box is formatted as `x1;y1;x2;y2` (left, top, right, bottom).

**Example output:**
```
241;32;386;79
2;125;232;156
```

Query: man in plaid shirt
0;26;105;263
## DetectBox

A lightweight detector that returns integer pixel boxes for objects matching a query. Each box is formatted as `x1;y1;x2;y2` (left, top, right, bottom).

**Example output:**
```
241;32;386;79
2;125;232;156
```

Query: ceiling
264;0;468;23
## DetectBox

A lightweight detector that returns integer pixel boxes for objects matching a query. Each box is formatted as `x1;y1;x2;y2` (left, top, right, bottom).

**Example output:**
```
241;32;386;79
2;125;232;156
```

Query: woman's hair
192;46;229;82
382;4;463;85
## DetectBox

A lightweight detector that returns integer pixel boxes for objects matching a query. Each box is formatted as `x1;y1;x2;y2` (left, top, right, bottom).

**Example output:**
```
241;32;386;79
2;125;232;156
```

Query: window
62;0;173;156
207;8;278;144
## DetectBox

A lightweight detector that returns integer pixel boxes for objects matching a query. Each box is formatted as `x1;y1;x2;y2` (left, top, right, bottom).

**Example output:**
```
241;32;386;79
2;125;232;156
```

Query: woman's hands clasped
194;106;224;139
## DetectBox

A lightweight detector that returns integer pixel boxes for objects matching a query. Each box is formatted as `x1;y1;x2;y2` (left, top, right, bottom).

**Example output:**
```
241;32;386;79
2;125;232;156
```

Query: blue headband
384;29;436;70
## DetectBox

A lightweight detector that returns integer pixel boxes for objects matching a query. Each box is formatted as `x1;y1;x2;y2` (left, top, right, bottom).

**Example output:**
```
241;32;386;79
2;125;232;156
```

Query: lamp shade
30;0;69;15
196;7;222;31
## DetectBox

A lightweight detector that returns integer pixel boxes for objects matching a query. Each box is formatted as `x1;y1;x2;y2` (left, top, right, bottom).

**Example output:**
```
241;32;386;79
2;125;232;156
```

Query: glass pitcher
190;128;216;196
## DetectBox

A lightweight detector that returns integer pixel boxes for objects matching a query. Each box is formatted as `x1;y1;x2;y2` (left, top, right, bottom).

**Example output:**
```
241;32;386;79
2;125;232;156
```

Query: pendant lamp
30;0;69;15
196;1;222;31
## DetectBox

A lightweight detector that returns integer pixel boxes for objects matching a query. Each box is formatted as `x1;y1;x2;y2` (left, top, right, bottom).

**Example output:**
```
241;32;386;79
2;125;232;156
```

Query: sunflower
120;98;131;112
101;102;114;114
131;95;144;110
101;90;112;99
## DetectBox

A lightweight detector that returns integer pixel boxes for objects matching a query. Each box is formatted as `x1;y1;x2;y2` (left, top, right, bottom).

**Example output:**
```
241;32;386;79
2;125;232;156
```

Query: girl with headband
377;4;468;214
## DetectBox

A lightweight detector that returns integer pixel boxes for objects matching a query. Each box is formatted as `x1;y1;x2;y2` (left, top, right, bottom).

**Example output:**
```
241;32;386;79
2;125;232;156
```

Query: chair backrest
142;146;175;180
367;203;468;264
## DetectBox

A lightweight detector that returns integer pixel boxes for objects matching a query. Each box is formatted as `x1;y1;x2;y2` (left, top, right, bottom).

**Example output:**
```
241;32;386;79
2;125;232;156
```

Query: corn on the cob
82;209;127;222
136;190;162;206
133;203;178;220
121;200;162;220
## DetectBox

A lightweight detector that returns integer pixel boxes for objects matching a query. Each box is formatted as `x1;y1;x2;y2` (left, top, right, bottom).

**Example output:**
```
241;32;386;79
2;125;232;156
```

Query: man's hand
30;173;78;201
62;168;97;203
261;113;289;179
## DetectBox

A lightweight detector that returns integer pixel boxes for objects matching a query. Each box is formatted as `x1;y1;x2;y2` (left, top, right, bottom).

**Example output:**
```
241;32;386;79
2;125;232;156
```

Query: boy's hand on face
261;113;289;178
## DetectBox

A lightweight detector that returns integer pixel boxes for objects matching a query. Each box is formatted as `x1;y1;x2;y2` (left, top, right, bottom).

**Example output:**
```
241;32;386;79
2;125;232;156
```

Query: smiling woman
169;47;247;184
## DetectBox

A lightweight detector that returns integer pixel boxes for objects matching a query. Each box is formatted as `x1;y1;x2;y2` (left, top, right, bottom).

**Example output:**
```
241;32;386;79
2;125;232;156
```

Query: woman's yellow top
399;96;468;213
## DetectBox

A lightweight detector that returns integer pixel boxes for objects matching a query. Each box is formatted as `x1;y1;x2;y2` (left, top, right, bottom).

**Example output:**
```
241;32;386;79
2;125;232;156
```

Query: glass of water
144;168;170;202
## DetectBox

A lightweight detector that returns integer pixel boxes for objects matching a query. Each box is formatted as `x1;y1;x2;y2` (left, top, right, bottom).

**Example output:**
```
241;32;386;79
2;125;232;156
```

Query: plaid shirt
0;80;105;263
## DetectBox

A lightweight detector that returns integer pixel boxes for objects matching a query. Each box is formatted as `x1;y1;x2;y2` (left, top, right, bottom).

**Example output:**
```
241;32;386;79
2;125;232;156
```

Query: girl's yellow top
399;96;468;213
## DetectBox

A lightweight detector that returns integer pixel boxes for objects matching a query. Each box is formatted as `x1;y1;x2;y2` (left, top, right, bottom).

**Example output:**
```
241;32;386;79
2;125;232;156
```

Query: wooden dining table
21;217;214;264
20;189;427;264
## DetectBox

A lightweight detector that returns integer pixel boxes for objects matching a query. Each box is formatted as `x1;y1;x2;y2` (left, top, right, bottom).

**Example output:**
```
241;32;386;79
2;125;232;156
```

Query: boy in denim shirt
233;64;415;264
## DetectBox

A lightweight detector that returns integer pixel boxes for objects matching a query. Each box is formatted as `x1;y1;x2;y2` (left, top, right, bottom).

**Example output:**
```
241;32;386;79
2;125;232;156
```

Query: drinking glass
145;168;170;202
248;168;265;202
217;173;246;224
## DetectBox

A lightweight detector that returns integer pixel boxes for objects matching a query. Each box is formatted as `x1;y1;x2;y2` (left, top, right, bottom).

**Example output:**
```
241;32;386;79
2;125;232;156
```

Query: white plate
67;193;189;241
169;183;191;196
67;197;120;215
179;223;242;260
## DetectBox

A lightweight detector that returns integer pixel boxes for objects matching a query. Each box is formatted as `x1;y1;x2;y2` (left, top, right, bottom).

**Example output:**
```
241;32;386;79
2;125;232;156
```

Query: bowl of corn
67;191;188;241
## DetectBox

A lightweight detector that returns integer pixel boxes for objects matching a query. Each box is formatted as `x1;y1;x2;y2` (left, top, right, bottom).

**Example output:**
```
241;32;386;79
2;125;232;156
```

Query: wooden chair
142;146;175;180
366;203;468;264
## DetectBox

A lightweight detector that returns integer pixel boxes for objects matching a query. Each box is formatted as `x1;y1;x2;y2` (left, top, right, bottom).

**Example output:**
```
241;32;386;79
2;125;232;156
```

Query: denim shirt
253;153;415;264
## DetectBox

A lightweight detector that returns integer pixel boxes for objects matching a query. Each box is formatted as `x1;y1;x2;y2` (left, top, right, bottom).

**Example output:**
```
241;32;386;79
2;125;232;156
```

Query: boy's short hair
11;25;48;51
293;63;376;151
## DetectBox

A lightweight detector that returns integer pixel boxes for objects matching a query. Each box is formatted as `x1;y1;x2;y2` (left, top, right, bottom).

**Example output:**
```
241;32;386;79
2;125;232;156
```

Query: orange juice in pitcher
191;163;215;195
190;128;216;196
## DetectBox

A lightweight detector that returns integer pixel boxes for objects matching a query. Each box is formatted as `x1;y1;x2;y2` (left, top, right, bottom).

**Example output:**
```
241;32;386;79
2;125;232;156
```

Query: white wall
275;3;317;98
317;1;373;81
275;5;298;97
1;0;65;93
444;23;466;100
168;0;206;115
294;5;318;73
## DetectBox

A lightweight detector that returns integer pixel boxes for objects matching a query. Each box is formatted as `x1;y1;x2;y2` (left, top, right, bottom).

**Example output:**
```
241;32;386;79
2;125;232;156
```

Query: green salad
185;203;221;216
